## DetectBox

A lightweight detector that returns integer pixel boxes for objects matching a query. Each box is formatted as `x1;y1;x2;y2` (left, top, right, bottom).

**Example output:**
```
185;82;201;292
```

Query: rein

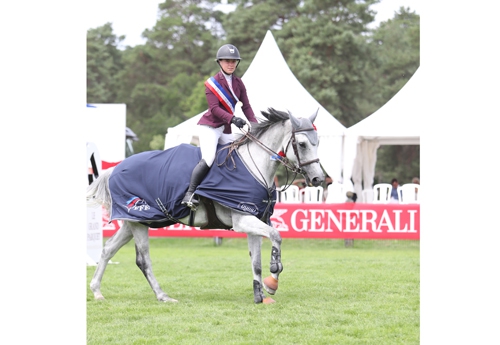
238;128;314;176
217;120;319;223
216;132;283;224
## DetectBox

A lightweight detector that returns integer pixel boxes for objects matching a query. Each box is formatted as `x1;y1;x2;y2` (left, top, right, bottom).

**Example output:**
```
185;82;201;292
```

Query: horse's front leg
131;223;178;303
247;234;275;304
262;227;283;296
233;213;283;301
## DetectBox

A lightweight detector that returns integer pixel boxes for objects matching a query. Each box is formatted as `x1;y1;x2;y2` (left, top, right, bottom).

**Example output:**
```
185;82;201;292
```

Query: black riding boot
181;159;210;209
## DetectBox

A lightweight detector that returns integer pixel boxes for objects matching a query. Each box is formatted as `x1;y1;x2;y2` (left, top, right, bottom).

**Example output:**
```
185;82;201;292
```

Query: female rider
181;44;258;209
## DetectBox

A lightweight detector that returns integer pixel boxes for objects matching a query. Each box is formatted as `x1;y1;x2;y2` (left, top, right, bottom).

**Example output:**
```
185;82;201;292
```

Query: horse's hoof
263;297;276;304
159;296;178;303
263;276;278;295
95;296;105;301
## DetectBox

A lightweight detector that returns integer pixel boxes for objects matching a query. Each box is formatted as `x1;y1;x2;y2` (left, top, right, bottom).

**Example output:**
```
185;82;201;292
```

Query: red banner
102;203;419;240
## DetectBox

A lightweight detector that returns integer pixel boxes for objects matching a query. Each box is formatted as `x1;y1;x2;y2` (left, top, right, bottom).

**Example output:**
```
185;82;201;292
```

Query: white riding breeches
198;124;234;167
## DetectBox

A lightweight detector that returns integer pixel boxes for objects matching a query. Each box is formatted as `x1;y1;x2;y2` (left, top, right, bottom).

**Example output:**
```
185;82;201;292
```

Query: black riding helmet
215;44;241;72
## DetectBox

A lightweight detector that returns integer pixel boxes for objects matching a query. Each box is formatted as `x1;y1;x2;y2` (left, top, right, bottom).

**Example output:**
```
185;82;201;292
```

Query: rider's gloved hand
231;116;247;128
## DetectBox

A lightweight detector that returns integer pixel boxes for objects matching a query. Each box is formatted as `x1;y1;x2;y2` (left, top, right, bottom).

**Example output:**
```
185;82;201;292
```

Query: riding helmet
215;44;241;61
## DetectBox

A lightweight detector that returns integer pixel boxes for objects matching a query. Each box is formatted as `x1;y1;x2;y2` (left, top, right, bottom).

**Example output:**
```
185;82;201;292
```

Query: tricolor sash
205;76;237;114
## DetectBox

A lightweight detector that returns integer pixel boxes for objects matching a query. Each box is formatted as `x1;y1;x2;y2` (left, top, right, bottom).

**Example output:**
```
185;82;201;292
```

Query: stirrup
184;201;198;211
181;193;199;210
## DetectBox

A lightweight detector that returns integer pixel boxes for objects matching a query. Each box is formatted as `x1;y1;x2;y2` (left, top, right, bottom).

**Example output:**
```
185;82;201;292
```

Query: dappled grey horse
87;108;324;304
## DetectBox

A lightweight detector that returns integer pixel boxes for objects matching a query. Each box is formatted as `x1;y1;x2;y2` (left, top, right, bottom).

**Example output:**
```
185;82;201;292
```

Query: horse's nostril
311;177;323;187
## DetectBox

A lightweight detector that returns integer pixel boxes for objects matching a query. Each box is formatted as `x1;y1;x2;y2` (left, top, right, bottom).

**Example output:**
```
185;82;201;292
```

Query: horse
86;107;324;304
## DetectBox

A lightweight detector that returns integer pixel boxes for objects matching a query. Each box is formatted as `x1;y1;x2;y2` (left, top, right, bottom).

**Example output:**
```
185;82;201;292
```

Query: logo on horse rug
108;143;276;228
126;197;150;212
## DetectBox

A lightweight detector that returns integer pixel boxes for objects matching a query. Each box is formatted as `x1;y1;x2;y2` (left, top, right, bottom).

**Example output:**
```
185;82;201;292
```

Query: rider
181;44;258;209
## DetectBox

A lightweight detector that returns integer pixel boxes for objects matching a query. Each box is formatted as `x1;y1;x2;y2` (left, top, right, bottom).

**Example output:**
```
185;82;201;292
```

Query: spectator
412;177;420;198
390;178;399;203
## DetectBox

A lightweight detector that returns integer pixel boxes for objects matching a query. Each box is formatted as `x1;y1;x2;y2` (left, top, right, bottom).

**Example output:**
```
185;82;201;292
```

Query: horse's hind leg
247;234;275;304
131;224;178;302
90;221;133;300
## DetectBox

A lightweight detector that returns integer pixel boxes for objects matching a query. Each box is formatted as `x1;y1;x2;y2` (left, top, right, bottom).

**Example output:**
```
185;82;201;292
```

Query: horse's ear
309;108;319;124
288;110;300;130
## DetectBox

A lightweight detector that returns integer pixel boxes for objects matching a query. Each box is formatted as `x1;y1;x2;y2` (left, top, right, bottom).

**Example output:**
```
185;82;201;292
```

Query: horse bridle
237;125;319;176
284;127;320;172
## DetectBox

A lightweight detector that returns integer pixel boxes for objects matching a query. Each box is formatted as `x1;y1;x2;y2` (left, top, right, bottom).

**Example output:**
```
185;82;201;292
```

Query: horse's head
285;110;325;187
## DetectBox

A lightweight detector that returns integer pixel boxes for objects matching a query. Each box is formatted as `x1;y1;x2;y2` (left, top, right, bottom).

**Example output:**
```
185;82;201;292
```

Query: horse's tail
86;167;114;214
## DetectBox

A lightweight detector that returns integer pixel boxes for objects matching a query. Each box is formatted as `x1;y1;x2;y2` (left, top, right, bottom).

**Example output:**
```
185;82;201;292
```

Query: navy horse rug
108;143;276;228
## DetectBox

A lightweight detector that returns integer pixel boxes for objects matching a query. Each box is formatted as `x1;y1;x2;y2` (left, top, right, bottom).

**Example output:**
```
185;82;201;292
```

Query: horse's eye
299;142;306;148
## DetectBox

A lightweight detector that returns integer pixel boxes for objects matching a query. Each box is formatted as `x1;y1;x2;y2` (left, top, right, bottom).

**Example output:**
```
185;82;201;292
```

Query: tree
112;0;226;151
368;7;420;185
368;7;420;106
125;72;203;152
86;23;124;103
221;0;301;74
374;145;420;185
275;0;379;127
143;0;225;78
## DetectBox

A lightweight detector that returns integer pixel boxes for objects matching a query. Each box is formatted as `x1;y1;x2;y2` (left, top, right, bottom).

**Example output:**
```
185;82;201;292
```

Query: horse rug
108;143;276;228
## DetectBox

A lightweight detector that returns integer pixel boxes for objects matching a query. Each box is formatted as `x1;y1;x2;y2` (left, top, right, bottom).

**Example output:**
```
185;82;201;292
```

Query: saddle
189;196;233;230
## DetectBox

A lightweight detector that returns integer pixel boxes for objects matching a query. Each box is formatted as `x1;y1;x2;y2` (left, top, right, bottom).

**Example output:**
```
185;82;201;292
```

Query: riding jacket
197;71;258;134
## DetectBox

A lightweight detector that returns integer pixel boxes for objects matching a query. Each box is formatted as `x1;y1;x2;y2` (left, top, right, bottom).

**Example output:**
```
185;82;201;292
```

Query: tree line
87;0;420;185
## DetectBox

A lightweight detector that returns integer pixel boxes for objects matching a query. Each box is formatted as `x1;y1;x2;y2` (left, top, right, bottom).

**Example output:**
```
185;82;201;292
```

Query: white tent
164;30;346;182
342;68;422;201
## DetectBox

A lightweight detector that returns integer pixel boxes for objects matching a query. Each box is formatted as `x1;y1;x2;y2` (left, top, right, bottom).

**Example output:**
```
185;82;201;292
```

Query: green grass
87;238;419;345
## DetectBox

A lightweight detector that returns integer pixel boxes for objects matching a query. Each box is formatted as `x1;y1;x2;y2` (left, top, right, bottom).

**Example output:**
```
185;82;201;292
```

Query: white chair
362;189;374;203
399;183;420;204
324;183;346;203
372;183;392;203
278;185;301;203
303;186;324;203
275;187;281;203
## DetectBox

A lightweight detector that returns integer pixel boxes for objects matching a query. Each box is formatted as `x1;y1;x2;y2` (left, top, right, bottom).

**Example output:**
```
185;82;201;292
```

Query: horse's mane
240;108;289;144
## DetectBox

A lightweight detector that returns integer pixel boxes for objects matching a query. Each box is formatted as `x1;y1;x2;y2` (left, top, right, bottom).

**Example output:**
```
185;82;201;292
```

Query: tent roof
345;68;423;145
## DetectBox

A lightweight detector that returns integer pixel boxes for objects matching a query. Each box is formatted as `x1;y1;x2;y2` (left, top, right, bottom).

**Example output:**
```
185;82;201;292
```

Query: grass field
87;237;419;345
